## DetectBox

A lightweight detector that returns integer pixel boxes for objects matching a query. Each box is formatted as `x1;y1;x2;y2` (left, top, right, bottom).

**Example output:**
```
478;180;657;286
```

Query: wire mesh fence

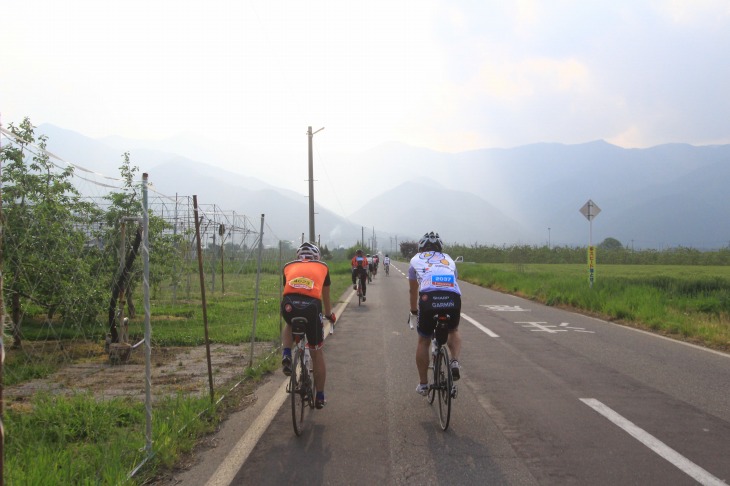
1;120;297;483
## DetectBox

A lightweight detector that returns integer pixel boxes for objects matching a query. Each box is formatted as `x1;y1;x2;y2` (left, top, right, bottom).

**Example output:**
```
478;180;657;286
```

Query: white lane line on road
461;313;499;338
326;299;348;335
580;398;725;486
206;379;289;486
207;298;348;485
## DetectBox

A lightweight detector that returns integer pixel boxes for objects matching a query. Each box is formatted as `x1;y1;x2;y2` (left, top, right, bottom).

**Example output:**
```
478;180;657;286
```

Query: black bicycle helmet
418;231;443;252
297;242;321;261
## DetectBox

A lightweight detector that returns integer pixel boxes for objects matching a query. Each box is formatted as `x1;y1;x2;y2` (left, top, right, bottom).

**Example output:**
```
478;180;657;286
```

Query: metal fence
0;125;296;483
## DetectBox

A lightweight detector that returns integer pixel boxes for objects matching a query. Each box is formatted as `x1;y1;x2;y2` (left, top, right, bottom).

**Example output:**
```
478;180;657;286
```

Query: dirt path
5;342;276;408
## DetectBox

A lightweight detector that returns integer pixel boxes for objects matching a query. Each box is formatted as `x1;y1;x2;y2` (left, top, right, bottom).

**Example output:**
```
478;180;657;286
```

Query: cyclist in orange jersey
350;249;368;301
281;242;335;409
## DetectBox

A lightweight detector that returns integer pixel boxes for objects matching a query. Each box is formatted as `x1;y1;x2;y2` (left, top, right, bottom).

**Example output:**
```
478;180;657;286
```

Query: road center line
580;398;725;486
461;313;499;338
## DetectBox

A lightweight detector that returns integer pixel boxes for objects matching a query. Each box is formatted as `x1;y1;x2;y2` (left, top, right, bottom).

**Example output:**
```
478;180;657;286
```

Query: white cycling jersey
408;251;461;294
383;257;390;265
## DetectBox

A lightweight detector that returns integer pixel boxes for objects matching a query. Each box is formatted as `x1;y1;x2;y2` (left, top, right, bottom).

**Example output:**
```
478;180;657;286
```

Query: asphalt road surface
171;261;730;486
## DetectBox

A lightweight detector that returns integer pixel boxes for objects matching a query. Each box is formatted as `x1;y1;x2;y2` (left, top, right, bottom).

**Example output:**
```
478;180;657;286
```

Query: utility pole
307;126;324;242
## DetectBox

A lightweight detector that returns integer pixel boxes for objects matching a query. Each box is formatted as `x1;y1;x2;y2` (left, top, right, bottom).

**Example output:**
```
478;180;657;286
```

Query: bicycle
288;317;314;436
427;313;457;431
385;264;390;276
355;274;364;306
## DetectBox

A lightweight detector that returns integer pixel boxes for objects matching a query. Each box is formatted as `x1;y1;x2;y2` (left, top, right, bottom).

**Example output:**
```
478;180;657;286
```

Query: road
171;261;730;486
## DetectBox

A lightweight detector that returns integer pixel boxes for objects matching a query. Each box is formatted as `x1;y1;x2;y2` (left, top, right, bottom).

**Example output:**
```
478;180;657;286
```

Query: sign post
579;200;601;288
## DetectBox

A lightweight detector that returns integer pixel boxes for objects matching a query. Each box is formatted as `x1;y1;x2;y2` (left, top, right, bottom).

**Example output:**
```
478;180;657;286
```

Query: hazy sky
2;0;729;158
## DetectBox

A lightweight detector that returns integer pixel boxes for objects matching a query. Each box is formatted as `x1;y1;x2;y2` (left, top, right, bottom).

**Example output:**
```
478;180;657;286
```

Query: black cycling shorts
416;291;461;341
281;294;324;348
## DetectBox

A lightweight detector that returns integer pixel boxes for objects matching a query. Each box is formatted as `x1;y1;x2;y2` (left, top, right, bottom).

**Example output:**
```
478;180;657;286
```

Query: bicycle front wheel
436;346;452;431
291;346;306;436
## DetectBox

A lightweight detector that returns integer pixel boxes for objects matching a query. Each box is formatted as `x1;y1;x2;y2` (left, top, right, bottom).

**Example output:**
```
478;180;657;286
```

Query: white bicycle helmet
418;231;443;252
297;242;321;261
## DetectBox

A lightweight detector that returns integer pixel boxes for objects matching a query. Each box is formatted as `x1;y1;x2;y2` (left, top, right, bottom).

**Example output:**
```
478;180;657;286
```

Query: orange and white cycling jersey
282;260;331;300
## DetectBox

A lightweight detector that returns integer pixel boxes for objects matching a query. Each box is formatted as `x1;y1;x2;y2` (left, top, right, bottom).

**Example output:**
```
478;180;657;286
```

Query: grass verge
457;263;730;351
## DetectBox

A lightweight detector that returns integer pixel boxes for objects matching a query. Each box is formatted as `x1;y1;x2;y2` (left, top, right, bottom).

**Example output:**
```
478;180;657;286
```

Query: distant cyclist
280;242;335;409
372;254;379;275
408;232;463;396
351;249;368;302
366;254;374;282
383;254;391;275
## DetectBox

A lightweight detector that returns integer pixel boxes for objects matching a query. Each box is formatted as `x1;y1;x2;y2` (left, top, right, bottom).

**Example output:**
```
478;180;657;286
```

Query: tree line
391;236;730;265
444;241;730;265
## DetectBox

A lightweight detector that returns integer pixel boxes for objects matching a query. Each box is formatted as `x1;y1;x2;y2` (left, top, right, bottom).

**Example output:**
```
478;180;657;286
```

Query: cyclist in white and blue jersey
408;232;463;396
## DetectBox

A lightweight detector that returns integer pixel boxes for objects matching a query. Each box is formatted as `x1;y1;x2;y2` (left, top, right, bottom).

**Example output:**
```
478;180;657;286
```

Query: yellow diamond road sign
579;199;601;221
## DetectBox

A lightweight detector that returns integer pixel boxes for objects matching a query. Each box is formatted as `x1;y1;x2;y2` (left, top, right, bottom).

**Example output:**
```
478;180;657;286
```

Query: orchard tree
1;117;104;348
102;152;183;341
400;241;418;260
598;237;623;250
320;244;332;260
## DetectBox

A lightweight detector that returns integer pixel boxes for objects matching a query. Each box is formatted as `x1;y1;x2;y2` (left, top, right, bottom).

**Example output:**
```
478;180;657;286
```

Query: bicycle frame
356;275;363;306
288;317;314;436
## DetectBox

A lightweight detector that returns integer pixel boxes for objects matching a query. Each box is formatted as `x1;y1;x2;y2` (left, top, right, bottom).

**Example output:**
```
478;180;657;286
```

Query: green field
457;262;730;350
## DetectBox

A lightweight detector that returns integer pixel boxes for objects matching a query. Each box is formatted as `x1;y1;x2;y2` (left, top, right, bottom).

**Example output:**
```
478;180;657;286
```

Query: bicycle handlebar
407;311;417;330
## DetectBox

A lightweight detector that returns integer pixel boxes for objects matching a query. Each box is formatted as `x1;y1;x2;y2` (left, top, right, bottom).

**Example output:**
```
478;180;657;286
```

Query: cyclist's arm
322;284;332;317
409;278;418;312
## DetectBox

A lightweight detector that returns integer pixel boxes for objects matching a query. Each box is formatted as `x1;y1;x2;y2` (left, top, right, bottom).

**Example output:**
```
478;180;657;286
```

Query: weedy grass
5;391;217;485
4;260;354;484
457;263;730;350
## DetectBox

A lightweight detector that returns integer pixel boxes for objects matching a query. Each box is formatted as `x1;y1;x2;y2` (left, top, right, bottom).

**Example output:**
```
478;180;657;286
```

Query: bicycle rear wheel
357;282;362;306
436;346;452;431
291;346;306;436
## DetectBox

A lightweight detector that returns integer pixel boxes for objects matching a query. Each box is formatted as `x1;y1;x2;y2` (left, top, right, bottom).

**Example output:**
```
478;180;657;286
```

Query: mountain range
30;124;730;251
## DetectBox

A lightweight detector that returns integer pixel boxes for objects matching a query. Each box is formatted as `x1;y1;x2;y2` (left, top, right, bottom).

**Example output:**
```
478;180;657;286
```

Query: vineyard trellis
0;117;294;483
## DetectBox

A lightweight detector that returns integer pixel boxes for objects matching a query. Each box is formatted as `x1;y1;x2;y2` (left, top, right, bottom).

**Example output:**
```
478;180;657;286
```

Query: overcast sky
2;0;729;160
